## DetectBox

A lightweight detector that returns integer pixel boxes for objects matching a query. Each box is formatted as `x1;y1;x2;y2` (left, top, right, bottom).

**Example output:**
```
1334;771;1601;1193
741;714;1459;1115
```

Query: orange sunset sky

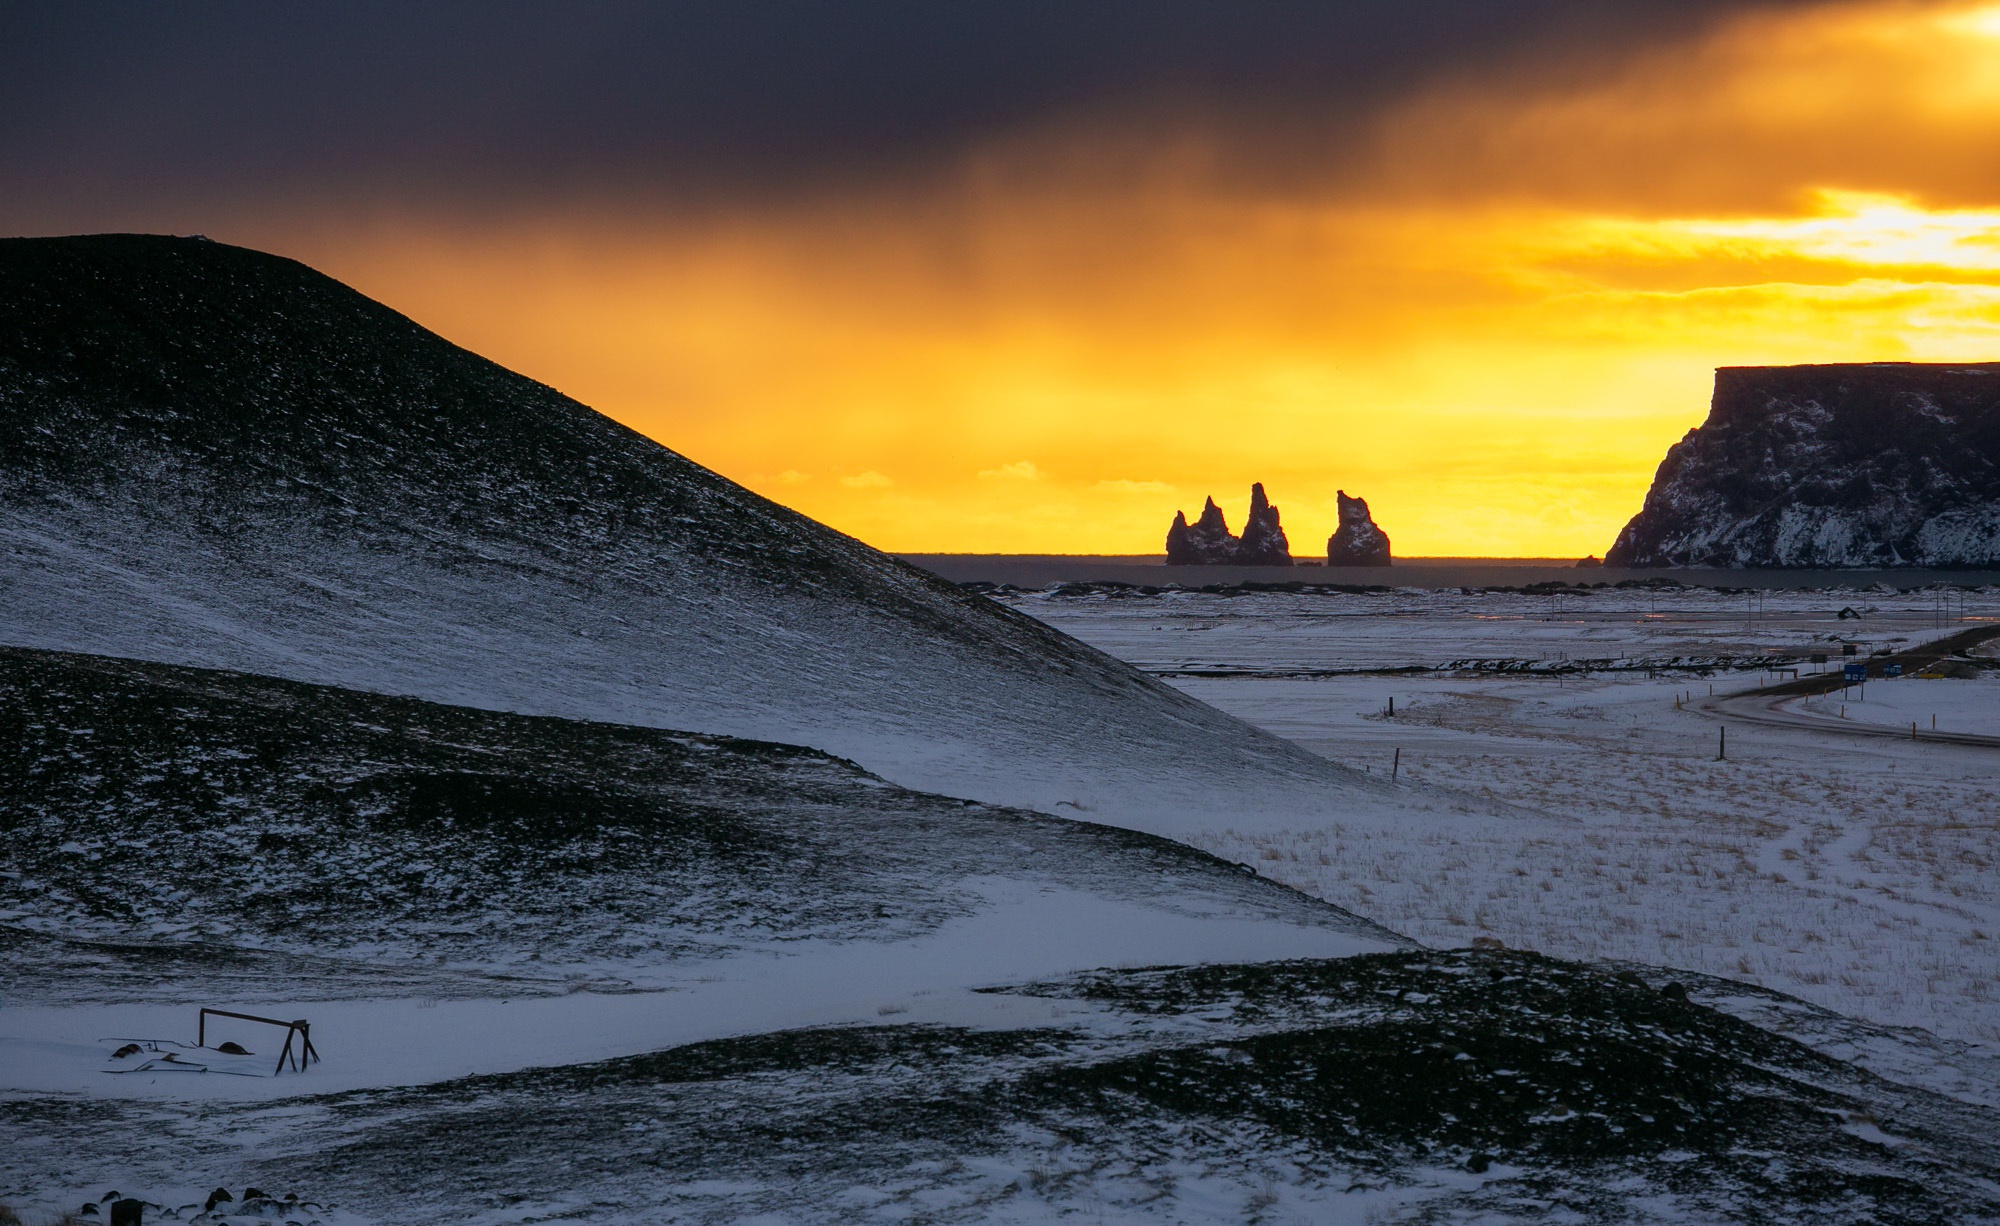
15;1;2000;556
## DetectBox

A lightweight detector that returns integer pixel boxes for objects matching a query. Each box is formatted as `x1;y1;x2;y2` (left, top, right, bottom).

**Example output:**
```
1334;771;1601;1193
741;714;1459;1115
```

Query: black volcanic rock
1606;362;2000;567
1237;482;1292;565
1326;490;1391;566
1166;497;1238;564
1165;485;1291;565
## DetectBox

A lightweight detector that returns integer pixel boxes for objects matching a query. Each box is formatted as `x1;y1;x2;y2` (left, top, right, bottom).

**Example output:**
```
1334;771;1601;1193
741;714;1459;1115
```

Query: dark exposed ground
0;644;1393;1004
2;647;1998;1222
9;953;1996;1225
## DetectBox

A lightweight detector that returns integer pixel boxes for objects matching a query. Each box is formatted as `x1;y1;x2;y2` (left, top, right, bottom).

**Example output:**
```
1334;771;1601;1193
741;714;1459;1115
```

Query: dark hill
0;644;1399;1005
1607;362;2000;568
0;234;1385;833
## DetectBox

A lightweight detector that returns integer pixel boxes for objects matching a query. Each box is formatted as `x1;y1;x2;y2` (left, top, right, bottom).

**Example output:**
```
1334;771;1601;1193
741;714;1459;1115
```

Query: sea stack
1165;484;1293;565
1326;490;1391;566
1237;483;1292;565
1165;497;1237;564
1606;362;2000;567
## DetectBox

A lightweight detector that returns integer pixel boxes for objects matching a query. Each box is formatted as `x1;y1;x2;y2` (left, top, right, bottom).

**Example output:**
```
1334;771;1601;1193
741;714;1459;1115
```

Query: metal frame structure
198;1008;320;1075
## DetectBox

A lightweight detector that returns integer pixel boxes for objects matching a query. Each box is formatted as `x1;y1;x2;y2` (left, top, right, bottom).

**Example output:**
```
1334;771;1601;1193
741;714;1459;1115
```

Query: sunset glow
218;0;2000;556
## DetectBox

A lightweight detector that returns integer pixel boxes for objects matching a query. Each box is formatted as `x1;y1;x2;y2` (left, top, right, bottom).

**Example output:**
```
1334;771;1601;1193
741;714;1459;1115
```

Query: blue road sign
1843;662;1867;683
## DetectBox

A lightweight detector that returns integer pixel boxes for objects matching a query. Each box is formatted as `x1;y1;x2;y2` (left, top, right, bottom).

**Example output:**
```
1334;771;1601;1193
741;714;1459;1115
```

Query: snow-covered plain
1792;674;2000;738
2;879;1386;1101
1000;583;2000;1048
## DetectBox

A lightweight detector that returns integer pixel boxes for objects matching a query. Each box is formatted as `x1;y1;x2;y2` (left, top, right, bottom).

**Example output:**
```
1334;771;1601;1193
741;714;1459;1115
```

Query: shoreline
898;553;2000;590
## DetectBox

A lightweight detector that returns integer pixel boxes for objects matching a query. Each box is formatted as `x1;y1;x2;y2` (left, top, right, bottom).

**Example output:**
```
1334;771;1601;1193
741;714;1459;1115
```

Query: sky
9;1;2000;556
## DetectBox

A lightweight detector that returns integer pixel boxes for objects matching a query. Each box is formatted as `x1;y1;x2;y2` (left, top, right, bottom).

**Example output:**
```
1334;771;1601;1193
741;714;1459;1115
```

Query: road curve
1698;622;2000;749
1700;690;2000;750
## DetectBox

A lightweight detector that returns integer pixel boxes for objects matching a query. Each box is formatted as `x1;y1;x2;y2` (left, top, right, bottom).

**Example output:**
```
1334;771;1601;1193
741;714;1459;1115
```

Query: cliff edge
1606;362;2000;568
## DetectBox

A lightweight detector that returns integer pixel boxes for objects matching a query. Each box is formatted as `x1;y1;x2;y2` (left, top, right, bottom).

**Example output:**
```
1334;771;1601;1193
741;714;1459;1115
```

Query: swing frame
198;1007;320;1075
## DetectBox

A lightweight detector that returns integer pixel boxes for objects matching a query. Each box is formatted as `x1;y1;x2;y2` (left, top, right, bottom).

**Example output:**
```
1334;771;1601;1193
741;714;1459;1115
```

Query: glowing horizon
187;1;2000;557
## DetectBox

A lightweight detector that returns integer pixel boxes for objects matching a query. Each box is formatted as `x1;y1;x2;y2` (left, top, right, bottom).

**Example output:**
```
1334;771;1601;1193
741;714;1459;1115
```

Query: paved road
1699;622;2000;749
1700;690;2000;749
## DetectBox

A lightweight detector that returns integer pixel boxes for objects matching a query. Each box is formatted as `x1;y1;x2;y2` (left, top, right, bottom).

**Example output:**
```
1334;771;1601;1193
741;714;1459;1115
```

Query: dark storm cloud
3;1;1816;219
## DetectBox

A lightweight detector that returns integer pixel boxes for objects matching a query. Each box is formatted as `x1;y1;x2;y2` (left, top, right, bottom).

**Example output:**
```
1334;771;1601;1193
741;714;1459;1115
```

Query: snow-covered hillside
0;646;1400;1080
16;648;1994;1225
0;650;1990;1225
0;234;1393;835
1607;362;2000;567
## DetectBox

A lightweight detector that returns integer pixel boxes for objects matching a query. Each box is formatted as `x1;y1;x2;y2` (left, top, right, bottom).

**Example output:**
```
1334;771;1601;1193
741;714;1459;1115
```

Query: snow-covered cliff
1606;362;2000;567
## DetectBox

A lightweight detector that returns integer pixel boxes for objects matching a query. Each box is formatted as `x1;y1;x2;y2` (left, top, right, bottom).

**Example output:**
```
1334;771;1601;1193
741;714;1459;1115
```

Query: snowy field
0;648;1397;1099
1792;674;2000;738
1000;583;2000;1049
15;649;1994;1225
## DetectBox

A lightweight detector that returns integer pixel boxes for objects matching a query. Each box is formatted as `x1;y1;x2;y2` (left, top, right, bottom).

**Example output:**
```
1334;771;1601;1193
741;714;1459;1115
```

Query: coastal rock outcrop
1165;497;1237;564
1326;491;1391;566
1605;362;2000;567
1237;483;1292;565
1165;484;1292;565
